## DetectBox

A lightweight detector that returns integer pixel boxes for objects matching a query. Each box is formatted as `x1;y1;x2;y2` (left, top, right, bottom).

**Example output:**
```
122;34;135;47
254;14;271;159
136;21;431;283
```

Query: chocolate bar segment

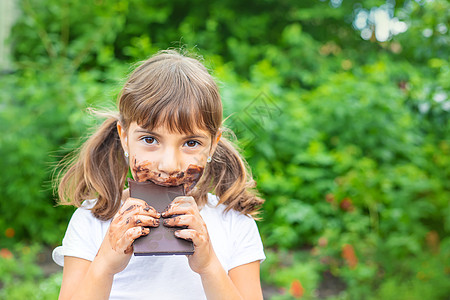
128;179;194;256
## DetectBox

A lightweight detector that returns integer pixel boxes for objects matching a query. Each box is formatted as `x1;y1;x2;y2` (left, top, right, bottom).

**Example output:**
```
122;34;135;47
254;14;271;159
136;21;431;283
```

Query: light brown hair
56;50;264;220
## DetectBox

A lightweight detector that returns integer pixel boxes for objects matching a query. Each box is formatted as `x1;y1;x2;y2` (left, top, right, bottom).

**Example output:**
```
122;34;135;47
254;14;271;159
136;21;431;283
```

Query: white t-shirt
52;194;265;299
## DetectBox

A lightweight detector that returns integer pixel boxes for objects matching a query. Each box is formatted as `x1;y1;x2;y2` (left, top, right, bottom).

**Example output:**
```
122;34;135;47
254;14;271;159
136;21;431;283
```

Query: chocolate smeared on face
132;159;204;193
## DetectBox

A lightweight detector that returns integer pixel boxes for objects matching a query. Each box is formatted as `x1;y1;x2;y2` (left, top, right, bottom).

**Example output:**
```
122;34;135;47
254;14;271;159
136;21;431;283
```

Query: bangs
120;52;222;136
135;91;214;135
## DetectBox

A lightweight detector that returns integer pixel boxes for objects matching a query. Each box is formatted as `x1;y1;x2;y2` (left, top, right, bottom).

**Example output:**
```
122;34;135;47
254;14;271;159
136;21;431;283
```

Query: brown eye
184;140;200;148
142;136;157;145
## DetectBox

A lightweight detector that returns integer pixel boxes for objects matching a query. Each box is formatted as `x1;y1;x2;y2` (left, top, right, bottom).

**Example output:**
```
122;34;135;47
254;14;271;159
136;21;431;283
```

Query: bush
0;244;62;299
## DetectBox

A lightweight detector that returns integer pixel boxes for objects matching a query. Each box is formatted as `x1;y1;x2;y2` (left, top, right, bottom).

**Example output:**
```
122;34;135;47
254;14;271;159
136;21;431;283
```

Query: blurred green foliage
0;244;61;299
0;0;449;298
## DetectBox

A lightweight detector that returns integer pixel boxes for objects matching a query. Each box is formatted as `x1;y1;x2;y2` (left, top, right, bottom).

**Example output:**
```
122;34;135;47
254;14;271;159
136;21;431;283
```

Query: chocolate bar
128;179;194;256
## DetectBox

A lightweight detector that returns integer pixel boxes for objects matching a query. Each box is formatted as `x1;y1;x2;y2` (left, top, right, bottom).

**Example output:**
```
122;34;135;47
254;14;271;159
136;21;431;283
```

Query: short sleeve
52;203;106;267
228;215;265;270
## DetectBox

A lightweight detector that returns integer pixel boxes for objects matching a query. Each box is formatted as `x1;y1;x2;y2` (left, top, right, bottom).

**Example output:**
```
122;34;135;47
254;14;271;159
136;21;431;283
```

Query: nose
157;147;182;176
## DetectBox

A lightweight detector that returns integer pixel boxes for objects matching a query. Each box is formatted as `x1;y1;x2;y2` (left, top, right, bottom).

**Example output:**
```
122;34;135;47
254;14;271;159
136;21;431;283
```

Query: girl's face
118;122;219;189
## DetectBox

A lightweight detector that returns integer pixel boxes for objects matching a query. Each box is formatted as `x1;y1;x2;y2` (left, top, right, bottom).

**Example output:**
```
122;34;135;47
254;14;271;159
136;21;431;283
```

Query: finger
174;229;206;247
119;198;160;218
124;215;161;228
165;214;207;234
136;215;160;227
162;196;197;217
112;205;160;232
163;214;196;229
122;198;160;217
115;211;161;229
115;226;150;254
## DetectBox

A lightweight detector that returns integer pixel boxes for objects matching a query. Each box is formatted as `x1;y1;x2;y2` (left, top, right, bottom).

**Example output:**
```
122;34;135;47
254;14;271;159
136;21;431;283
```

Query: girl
52;50;266;300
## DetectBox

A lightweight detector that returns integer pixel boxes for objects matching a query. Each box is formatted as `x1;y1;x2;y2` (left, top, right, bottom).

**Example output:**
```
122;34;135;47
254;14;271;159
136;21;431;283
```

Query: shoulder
69;199;111;235
202;193;261;239
202;194;266;270
53;199;110;267
80;198;97;209
202;194;255;224
66;199;108;227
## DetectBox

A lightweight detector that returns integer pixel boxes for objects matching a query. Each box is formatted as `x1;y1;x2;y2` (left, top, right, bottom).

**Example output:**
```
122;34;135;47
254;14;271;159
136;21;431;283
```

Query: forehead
129;122;211;138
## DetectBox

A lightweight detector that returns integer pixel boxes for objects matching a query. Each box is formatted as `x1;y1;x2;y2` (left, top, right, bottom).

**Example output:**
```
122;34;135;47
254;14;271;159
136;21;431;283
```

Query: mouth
132;162;204;193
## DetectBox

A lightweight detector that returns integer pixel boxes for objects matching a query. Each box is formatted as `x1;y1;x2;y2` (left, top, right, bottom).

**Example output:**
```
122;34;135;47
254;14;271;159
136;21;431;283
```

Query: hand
96;198;160;275
161;196;216;274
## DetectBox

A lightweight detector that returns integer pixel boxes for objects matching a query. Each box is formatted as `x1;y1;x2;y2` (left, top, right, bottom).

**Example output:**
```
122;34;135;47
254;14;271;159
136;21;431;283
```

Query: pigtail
194;131;264;218
56;114;128;220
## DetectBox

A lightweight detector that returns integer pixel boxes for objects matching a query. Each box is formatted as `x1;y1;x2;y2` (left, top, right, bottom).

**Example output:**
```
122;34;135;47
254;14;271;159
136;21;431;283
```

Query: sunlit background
0;0;449;299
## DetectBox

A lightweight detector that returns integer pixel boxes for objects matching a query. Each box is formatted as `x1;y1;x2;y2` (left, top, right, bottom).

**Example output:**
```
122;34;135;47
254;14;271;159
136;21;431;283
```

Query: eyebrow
134;129;162;138
184;134;209;140
134;129;208;140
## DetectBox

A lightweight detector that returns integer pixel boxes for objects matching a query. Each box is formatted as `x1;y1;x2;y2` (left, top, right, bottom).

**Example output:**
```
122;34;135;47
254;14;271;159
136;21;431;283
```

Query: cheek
181;152;208;169
130;155;158;179
129;145;156;164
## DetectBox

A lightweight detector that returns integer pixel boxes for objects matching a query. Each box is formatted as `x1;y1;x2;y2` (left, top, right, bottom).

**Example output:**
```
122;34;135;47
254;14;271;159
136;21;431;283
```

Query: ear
117;122;128;154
